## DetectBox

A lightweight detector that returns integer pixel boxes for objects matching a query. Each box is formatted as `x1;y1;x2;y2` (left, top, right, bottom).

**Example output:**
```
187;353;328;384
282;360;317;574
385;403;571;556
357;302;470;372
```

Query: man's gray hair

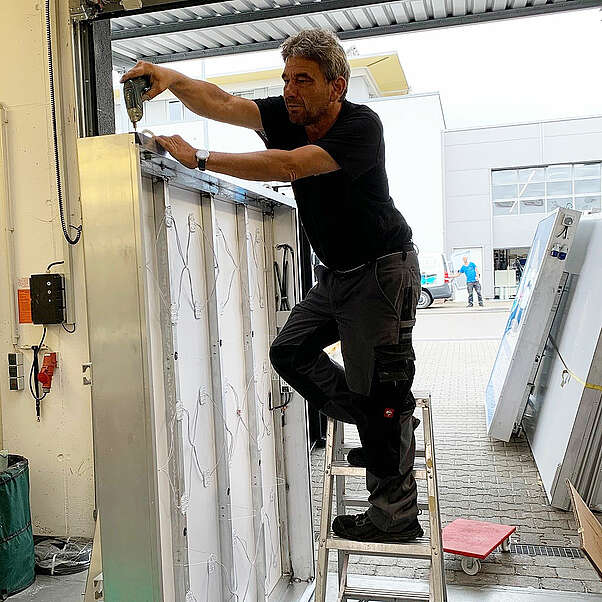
281;29;350;100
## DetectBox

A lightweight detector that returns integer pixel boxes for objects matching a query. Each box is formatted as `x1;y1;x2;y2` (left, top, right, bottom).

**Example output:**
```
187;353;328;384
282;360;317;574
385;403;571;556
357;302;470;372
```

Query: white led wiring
248;230;266;310
146;198;294;602
216;224;240;314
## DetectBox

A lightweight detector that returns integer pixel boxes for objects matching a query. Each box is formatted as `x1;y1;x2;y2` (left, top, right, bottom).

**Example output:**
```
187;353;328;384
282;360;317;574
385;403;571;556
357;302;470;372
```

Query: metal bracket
164;205;174;228
70;1;100;21
170;303;178;325
82;362;93;386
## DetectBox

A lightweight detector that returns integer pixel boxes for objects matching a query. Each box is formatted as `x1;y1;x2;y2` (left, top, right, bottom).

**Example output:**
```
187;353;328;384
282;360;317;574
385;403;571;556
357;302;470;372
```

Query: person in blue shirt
452;256;484;307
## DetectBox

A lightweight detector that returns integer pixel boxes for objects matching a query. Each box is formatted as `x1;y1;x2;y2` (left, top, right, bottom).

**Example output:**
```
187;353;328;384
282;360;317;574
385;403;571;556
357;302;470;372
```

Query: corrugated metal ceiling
108;0;600;67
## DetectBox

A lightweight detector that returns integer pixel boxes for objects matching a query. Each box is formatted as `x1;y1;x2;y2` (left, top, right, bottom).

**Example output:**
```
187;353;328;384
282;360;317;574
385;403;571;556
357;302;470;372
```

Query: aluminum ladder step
341;442;426;458
343;496;429;512
326;536;432;559
331;461;427;480
342;586;430;602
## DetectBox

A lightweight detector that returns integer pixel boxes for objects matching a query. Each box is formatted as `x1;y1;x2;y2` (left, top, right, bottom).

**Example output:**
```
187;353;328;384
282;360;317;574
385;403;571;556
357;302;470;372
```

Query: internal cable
274;244;298;311
45;0;82;245
45;261;76;332
29;328;48;421
46;261;64;271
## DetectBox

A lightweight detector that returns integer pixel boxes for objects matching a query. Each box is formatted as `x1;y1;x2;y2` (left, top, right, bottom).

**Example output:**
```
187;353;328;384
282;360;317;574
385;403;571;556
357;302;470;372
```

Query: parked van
417;252;454;309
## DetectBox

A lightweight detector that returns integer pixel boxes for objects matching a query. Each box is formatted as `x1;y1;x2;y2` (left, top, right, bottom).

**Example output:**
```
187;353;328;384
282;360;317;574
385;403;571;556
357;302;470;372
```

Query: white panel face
159;191;292;600
522;216;602;506
485;208;581;441
446;195;491;223
543;133;602;166
246;208;284;593
213;199;258;602
162;185;222;598
444;138;542;171
445;168;490;198
542;117;602;137
444;124;540;146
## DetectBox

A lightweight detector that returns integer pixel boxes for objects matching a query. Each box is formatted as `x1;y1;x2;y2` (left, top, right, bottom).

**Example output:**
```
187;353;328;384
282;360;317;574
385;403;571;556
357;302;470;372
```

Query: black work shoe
332;512;424;543
347;417;421;467
347;447;367;467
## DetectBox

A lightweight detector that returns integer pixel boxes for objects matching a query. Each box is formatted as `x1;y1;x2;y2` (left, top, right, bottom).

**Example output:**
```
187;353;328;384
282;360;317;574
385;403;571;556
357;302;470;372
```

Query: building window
232;86;283;99
168;100;183;122
492;162;601;215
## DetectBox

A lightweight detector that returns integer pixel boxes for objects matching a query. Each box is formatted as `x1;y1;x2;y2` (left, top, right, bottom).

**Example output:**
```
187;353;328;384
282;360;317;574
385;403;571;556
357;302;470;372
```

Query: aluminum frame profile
200;192;237;599
152;179;191;600
270;207;316;586
235;204;268;600
79;134;165;602
262;212;293;580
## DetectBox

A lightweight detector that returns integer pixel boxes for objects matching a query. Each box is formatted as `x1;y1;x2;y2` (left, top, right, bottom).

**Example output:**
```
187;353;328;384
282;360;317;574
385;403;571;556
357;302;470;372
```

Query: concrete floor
10;572;86;601
311;302;602;597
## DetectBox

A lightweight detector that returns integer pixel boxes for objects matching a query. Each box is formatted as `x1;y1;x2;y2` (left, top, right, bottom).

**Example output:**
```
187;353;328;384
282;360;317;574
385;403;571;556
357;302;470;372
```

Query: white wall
0;1;94;536
366;94;445;255
443;116;602;297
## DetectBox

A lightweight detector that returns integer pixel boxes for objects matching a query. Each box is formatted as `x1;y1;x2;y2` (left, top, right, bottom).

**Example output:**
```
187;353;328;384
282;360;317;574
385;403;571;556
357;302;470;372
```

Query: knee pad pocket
374;343;415;384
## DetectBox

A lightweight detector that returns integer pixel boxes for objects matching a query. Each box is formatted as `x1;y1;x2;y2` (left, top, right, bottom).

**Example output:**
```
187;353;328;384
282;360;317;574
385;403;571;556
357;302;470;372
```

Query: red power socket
37;352;58;392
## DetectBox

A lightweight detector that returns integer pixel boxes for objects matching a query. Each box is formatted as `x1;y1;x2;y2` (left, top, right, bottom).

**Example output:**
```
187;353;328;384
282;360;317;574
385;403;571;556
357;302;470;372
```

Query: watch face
196;149;209;161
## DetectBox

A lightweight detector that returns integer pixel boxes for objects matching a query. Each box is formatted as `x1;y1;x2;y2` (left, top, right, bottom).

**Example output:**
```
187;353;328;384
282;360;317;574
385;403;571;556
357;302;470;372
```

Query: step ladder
314;392;447;602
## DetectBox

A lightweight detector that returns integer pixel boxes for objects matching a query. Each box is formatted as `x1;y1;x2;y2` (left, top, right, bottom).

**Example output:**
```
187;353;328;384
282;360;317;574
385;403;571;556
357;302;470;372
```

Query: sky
170;7;602;130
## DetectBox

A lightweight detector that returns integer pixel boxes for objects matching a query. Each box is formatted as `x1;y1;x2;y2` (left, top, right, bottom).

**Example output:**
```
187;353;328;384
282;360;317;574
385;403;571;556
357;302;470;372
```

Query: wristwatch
195;148;210;171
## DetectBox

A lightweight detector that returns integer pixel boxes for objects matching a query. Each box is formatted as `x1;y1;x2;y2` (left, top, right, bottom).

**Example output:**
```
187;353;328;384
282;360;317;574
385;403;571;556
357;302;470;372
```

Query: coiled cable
45;0;82;245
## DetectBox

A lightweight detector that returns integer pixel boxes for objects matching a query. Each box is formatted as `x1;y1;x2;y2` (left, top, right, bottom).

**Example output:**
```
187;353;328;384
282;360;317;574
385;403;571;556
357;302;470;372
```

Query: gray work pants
269;250;421;531
467;281;483;306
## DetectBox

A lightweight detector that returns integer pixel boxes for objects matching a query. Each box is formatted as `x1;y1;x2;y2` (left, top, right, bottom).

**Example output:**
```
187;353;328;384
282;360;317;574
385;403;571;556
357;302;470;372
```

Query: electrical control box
29;273;66;325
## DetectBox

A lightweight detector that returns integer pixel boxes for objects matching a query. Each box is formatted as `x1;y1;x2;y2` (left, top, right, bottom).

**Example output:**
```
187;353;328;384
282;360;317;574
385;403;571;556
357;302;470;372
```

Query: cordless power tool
123;75;151;131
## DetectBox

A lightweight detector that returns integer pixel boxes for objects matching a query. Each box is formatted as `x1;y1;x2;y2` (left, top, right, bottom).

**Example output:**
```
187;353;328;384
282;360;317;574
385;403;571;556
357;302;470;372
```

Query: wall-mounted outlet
8;352;24;391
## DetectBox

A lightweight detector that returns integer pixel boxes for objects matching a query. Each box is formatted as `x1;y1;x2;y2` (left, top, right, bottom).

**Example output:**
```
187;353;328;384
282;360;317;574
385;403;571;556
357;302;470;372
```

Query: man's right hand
120;60;177;101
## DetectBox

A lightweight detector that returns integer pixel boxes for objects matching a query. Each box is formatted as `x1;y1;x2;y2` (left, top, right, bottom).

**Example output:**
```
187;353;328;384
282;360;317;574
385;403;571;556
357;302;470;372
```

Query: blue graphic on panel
485;214;556;430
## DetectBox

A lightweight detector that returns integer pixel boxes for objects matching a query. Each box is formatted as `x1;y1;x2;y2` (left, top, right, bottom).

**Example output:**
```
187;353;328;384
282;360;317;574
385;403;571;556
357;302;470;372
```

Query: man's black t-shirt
253;96;412;271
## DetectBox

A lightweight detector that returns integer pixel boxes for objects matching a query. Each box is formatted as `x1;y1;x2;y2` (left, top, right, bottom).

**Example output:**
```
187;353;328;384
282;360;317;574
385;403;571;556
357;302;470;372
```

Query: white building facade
443;116;602;298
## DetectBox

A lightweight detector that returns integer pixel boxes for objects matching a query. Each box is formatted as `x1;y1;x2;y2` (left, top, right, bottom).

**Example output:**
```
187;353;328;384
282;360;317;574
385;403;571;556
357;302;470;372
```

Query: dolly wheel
501;536;511;552
461;556;481;575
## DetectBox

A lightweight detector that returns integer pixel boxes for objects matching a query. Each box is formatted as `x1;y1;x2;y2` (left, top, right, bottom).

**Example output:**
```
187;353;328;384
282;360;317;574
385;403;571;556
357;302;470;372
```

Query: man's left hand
155;135;198;169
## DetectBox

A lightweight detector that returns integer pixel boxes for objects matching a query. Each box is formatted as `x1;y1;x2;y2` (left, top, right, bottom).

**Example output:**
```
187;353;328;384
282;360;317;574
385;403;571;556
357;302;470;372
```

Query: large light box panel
486;208;581;441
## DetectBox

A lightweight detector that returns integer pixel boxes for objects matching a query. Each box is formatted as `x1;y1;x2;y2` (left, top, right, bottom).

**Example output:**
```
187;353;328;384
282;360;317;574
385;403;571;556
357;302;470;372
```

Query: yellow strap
561;368;602;392
550;335;602;392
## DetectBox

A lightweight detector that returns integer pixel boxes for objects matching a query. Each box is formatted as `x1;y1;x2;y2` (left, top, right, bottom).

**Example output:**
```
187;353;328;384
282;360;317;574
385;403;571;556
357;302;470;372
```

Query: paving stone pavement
310;339;602;594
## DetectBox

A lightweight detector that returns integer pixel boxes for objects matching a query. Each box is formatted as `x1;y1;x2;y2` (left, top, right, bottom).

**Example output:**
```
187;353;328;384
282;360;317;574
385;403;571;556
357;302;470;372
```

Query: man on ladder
121;28;422;544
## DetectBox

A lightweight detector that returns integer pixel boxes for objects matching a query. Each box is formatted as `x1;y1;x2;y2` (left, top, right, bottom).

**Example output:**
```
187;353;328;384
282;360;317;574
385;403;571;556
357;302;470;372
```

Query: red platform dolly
442;518;516;575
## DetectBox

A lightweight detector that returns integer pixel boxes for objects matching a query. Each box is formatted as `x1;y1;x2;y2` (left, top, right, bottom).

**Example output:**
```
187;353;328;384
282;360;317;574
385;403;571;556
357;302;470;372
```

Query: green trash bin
0;455;35;599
